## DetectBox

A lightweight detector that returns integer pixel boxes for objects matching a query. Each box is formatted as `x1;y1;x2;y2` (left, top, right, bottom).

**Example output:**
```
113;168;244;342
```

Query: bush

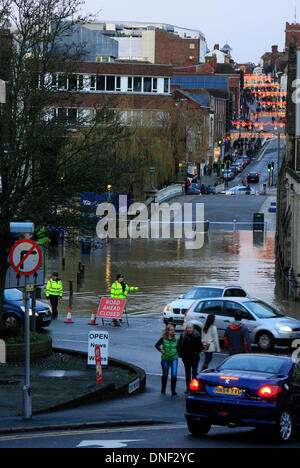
1;328;43;345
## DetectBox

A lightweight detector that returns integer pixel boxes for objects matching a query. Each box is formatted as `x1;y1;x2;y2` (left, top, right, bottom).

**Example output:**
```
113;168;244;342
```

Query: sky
81;0;298;64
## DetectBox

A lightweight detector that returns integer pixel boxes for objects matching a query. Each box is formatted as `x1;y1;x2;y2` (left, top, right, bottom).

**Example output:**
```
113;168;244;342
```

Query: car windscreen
219;355;286;374
184;287;223;299
245;300;284;319
4;289;23;301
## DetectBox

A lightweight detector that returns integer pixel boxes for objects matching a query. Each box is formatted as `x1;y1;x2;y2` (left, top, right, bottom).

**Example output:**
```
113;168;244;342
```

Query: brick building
285;22;300;51
46;61;173;126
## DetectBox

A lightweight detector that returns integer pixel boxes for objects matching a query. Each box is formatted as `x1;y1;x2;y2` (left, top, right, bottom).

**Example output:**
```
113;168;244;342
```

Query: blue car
4;289;52;329
186;354;300;443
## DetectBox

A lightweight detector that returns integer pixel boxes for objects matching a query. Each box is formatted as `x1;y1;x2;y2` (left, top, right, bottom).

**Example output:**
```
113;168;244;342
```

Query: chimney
272;45;278;54
214;44;219;50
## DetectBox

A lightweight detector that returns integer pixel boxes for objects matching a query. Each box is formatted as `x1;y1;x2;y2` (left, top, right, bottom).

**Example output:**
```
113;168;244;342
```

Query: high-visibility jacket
110;281;138;299
46;278;63;297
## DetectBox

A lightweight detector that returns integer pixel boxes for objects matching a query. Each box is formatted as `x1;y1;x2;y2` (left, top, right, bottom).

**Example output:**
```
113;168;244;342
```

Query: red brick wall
154;29;199;65
285;22;300;50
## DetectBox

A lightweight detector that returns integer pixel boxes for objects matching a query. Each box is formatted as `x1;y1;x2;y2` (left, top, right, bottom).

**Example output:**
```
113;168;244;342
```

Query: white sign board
88;330;109;368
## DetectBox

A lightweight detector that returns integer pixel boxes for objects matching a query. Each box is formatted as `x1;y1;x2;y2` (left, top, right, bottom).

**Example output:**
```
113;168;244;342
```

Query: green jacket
110;281;138;299
155;336;179;361
46;278;63;297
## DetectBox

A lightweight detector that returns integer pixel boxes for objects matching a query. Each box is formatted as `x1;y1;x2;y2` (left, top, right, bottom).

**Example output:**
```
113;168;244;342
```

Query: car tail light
189;379;201;392
258;385;282;398
220;376;239;381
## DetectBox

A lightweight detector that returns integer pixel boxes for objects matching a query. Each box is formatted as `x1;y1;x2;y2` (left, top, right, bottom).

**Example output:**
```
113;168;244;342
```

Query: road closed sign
97;298;126;319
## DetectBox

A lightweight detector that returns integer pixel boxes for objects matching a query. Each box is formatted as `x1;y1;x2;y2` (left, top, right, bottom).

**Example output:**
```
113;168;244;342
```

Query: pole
23;276;32;420
277;130;280;184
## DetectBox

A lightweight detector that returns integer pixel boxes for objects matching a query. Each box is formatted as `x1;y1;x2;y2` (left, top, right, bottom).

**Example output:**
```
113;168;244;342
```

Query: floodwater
46;231;300;321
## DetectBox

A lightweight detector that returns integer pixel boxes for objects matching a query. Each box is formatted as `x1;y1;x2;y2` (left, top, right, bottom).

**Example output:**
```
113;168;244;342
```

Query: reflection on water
46;231;300;320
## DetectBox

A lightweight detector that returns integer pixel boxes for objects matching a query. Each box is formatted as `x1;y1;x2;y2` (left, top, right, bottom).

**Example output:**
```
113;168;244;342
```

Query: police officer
110;274;138;326
46;272;63;319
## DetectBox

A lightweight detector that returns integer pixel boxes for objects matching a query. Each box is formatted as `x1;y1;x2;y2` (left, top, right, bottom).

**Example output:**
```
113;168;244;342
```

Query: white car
184;297;300;352
163;285;249;327
221;186;256;195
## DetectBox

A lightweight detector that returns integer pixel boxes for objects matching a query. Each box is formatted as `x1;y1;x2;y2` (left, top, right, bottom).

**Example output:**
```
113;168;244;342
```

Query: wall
154;29;200;65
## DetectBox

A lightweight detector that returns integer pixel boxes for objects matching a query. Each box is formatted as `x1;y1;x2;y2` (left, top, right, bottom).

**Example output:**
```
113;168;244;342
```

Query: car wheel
4;314;21;329
273;409;294;443
187;418;211;437
256;331;275;351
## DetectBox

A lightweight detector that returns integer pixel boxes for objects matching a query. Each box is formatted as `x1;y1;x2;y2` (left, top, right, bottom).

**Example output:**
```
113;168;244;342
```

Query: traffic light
226;161;230;170
271;162;275;171
268;163;272;173
221;164;225;173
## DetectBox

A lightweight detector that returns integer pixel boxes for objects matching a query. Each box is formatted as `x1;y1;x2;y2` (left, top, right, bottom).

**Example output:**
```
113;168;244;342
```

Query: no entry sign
97;298;126;319
9;239;42;277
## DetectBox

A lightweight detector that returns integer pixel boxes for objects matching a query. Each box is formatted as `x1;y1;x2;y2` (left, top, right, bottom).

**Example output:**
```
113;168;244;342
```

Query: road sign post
9;238;43;421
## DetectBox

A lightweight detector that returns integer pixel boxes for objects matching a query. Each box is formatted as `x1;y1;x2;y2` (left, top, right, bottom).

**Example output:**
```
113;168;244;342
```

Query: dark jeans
49;295;59;318
203;352;213;367
161;359;178;379
182;355;200;389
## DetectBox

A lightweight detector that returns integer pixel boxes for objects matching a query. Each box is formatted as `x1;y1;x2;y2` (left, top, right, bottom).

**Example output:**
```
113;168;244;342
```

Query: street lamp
107;185;112;202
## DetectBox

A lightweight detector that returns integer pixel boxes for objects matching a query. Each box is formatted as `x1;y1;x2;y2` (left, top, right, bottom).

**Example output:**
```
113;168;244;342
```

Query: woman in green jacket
155;324;179;396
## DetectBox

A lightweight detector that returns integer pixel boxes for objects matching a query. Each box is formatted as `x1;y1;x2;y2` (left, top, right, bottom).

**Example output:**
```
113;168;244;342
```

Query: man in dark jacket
224;311;251;355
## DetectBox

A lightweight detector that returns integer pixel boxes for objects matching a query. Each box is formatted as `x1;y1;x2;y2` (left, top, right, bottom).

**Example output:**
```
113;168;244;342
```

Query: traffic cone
65;308;74;324
89;310;96;326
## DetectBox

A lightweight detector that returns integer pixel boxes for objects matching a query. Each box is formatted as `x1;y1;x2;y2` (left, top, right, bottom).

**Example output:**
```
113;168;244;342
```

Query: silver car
184;297;300;352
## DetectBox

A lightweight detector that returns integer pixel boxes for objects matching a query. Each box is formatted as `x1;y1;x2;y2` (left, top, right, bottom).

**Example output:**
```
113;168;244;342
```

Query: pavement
0;316;230;435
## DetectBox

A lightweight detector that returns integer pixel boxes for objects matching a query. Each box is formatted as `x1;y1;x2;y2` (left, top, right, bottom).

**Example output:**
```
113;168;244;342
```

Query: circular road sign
9;239;43;277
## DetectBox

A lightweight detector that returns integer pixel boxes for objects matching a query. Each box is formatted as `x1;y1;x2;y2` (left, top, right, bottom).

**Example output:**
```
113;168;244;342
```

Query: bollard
69;280;73;296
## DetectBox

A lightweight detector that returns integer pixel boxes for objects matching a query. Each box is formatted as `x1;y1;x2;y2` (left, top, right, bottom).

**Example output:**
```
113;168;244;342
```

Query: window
58;74;67;90
164;78;169;93
246;301;284;319
128;77;133;92
202;300;224;316
225;301;255;321
134;77;142;92
143;77;152;93
153;78;157;93
224;288;247;297
69;75;77;91
194;301;204;314
67;108;77;123
190;43;196;49
96;75;105;91
90;75;96;90
116;76;121;91
219;355;286;374
106;75;115;91
184;287;223;299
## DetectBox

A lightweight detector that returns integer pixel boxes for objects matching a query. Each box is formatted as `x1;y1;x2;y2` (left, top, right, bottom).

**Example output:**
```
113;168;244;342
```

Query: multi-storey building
83;21;208;65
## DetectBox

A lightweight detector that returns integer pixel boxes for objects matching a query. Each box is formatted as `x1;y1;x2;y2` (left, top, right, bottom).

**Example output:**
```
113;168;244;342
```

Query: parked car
185;354;300;443
4;288;52;329
163;285;248;327
220;186;256;195
231;162;243;173
184;296;300;351
247;172;260;183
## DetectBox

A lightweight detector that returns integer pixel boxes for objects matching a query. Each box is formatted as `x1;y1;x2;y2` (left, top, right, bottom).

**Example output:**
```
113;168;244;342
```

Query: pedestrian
111;274;139;326
201;314;220;370
46;272;63;319
155;324;179;396
178;323;203;394
224;310;252;355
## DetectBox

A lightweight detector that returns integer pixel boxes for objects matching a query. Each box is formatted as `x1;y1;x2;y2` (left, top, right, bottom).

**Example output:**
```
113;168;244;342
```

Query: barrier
155;185;184;203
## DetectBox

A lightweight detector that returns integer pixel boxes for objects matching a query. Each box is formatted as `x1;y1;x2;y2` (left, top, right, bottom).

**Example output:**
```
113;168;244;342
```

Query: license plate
214;386;243;396
43;317;50;321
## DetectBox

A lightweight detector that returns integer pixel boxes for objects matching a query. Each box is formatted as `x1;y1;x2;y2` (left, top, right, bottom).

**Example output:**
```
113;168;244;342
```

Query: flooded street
46;230;300;321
